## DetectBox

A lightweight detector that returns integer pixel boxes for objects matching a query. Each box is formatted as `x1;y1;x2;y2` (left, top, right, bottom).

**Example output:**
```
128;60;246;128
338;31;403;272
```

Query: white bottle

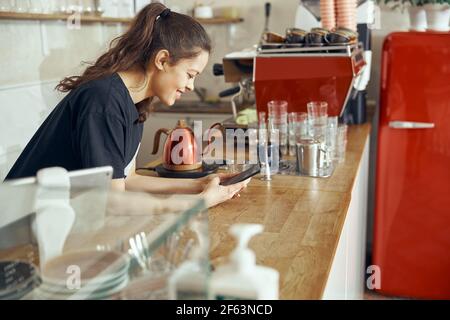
168;220;210;300
168;246;209;300
210;223;279;300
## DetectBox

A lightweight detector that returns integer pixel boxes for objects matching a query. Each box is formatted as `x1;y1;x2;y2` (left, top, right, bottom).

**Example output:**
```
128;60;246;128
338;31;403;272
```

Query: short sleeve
76;113;126;179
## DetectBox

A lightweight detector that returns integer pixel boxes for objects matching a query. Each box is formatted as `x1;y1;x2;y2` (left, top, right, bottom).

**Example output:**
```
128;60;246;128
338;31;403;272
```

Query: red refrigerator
374;32;450;299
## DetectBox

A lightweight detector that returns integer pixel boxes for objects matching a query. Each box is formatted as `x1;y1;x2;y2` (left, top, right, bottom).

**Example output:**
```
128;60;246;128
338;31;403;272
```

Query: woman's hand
197;172;239;187
200;174;251;208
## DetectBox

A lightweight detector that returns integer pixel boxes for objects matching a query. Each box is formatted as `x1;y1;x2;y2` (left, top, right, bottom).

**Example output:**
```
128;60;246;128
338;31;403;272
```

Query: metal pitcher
295;139;329;176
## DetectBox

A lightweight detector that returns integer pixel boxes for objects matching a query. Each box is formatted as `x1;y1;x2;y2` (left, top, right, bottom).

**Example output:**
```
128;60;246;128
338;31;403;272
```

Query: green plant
375;0;437;8
414;0;450;4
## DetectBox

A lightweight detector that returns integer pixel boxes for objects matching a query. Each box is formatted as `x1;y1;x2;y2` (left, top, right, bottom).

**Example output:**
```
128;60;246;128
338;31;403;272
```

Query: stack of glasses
259;100;348;176
258;111;280;176
267;100;288;156
305;101;347;165
307;101;328;143
326;116;339;166
288;112;308;156
335;124;348;163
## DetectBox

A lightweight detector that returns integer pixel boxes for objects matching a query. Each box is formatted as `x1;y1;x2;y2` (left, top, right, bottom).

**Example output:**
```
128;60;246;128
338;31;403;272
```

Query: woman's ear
154;49;170;72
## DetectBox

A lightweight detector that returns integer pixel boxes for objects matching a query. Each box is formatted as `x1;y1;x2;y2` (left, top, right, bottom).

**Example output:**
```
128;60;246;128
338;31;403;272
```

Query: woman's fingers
226;180;247;198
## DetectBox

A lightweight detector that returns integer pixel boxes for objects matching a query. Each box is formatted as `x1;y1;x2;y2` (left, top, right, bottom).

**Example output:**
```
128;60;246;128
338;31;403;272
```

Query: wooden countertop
137;122;371;299
208;123;371;299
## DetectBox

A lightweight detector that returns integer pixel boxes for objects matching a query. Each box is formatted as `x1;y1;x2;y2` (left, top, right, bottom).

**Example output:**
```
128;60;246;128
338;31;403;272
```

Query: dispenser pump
229;223;263;272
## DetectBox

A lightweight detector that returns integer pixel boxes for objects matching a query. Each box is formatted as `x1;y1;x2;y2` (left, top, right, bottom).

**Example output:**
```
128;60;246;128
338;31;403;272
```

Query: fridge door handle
389;121;435;129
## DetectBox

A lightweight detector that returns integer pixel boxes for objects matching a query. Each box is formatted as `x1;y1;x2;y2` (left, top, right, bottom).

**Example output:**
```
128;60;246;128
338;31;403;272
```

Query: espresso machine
213;57;255;122
294;0;374;124
216;1;372;122
214;1;371;177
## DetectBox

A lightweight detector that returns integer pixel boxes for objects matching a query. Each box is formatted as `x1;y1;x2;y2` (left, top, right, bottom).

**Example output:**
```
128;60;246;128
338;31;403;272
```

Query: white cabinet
322;136;370;300
136;112;232;168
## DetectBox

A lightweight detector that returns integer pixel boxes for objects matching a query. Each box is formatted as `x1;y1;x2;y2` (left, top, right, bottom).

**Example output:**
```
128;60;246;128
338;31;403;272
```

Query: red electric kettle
152;120;224;171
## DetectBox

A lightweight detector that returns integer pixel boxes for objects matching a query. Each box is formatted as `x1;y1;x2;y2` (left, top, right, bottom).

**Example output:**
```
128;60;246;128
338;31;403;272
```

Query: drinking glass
267;100;288;156
335;124;348;163
288;112;307;156
307;101;328;142
325;116;338;166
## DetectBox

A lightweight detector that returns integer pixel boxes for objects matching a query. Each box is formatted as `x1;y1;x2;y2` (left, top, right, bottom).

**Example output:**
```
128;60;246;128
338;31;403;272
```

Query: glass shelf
0;172;209;300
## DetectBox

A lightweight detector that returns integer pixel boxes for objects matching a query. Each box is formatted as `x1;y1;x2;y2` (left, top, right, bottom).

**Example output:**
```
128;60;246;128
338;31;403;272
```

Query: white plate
41;250;129;286
33;276;129;300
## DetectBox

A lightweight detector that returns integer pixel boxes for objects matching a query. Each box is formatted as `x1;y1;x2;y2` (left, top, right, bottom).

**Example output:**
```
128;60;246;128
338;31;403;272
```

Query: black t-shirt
5;73;143;180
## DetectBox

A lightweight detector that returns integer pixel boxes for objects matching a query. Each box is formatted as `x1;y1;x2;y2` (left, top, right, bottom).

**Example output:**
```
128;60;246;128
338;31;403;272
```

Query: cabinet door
137;113;232;168
322;137;369;300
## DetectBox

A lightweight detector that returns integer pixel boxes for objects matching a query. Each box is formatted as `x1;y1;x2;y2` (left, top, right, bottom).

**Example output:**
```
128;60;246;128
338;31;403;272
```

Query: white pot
408;6;427;31
194;6;213;19
424;3;450;32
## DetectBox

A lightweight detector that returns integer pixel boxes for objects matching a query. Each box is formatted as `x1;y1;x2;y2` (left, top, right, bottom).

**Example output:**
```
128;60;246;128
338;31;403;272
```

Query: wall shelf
0;12;131;23
0;12;244;25
196;17;244;24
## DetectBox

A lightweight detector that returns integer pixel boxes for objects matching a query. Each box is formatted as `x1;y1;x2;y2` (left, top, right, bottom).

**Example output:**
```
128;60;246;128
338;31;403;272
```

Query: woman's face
152;50;209;106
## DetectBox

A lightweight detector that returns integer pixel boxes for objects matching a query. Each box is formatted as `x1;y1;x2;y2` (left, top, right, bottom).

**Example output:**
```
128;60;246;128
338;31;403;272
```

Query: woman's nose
186;82;194;92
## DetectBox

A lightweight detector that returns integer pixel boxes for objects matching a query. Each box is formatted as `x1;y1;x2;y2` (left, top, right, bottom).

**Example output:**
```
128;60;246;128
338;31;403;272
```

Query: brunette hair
56;3;211;122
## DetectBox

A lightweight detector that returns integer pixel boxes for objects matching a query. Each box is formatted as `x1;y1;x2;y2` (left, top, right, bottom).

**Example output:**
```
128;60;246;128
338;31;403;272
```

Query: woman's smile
176;89;184;99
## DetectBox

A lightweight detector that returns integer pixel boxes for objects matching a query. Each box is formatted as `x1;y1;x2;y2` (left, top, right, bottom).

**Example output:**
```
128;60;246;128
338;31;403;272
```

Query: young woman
6;3;249;209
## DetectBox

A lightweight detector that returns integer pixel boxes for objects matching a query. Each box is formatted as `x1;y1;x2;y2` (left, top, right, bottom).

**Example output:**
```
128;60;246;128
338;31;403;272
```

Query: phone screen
220;164;261;186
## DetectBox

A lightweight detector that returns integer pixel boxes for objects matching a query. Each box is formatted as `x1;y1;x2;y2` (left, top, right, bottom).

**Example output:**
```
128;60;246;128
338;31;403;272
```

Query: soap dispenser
210;223;279;300
168;220;210;300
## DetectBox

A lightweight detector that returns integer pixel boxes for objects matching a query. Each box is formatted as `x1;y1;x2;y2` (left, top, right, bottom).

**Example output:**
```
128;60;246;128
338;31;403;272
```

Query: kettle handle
203;122;224;156
151;128;170;155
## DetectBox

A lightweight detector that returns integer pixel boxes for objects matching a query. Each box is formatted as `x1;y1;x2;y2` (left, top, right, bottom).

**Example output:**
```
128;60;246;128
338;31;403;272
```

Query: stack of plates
34;250;130;300
0;261;41;300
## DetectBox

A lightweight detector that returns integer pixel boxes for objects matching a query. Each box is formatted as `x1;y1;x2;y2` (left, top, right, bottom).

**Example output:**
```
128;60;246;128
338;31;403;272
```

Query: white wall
0;20;125;179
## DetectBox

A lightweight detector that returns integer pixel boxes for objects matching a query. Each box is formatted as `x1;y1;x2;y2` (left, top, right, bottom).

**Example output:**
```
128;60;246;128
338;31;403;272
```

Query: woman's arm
125;174;204;194
120;160;201;193
109;175;250;213
123;160;237;194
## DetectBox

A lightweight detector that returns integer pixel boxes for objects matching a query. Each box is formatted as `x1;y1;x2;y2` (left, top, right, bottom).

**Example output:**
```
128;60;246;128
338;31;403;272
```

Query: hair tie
156;8;171;20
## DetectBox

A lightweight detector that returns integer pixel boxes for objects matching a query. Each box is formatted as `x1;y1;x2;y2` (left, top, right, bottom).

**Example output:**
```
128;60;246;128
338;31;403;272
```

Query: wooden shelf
0;11;131;23
0;11;244;25
196;17;244;24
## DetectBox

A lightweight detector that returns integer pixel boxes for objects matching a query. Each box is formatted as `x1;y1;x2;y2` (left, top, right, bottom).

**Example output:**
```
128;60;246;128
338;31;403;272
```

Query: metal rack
256;42;360;57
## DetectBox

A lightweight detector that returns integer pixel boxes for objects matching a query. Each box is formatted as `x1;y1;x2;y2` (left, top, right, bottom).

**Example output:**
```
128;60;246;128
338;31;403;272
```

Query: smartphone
220;164;261;186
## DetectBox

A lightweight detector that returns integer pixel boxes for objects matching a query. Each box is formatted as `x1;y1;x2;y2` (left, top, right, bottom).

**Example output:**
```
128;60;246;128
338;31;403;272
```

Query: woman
5;3;249;209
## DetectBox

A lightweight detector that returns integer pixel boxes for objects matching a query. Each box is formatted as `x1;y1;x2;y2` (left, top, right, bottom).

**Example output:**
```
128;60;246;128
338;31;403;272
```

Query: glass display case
0;167;209;300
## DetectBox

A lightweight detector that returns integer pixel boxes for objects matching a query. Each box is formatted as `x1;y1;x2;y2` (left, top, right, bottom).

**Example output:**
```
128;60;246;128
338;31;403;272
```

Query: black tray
154;162;220;178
